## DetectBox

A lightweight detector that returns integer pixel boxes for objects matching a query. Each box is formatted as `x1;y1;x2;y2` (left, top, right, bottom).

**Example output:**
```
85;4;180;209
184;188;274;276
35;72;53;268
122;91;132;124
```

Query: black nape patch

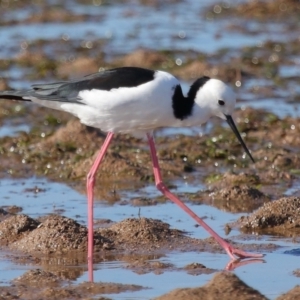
187;76;210;101
172;85;194;120
172;76;210;121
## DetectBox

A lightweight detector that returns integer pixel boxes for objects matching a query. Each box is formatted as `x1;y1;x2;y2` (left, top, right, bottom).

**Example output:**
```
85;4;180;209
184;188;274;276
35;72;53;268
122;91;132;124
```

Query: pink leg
146;133;263;260
87;132;114;281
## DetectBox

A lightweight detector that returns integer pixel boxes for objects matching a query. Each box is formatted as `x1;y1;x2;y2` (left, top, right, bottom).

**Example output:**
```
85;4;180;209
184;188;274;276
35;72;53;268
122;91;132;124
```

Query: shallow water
0;177;298;299
97;252;299;299
1;0;294;59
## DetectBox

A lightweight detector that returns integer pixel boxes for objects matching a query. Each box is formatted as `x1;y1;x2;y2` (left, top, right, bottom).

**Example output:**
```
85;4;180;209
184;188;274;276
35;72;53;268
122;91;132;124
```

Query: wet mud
1;268;144;300
236;196;300;235
155;272;268;300
0;212;277;299
0;0;300;299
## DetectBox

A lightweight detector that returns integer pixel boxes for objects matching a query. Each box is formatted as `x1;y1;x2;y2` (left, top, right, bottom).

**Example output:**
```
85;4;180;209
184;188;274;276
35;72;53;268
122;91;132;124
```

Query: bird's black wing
78;67;155;90
0;67;156;103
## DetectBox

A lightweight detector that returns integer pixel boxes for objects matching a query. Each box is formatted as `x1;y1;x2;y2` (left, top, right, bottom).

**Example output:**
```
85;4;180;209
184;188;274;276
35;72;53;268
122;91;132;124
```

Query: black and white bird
0;67;262;268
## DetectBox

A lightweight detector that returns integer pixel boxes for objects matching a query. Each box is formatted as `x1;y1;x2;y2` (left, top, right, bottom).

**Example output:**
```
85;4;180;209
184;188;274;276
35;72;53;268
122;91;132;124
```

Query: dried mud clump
98;218;187;250
3;205;23;214
277;286;300;300
230;0;300;20
125;260;175;275
112;49;168;69
0;213;114;255
293;269;300;277
0;214;39;245
236;108;300;162
125;260;216;276
68;281;144;297
3;268;145;300
14;269;61;287
0;207;10;219
4;118;154;182
206;172;261;189
16;118;168;182
205;0;300;23
173;60;210;80
10;215;110;254
57;57;99;79
208;185;269;213
155;271;268;300
237;197;300;233
184;262;216;276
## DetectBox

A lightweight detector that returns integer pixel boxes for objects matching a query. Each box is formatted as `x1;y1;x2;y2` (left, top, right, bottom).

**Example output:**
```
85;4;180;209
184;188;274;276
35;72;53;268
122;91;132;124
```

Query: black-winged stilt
0;67;262;270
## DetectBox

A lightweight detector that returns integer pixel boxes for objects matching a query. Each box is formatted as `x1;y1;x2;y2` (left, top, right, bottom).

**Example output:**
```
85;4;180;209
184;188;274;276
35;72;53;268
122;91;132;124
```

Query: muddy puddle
1;0;300;299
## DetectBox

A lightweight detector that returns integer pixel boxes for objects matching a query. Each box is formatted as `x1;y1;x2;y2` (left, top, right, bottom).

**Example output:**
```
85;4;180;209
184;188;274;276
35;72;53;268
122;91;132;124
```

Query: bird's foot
225;258;265;271
225;244;264;260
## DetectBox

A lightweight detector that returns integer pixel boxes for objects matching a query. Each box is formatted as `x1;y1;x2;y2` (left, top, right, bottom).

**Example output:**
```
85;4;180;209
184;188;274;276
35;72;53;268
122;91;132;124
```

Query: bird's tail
0;90;32;101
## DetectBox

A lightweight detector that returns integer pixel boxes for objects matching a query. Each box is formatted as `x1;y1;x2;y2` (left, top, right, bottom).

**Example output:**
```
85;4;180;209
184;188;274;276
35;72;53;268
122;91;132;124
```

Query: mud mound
184;262;216;276
112;49;168;69
10;215;87;254
10;215;109;254
0;207;10;220
3;205;23;214
155;271;267;300
258;169;293;185
96;217;209;252
70;281;144;297
14;269;61;287
4;269;145;300
236;108;300;151
0;214;39;245
125;260;216;276
237;197;300;233
1;214;273;259
226;0;300;20
206;172;261;188
33;119;159;181
125;260;175;275
99;217;185;246
198;185;269;213
173;61;209;80
204;172;269;212
211;185;268;211
57;57;99;79
293;269;300;277
277;286;300;300
4;118;153;182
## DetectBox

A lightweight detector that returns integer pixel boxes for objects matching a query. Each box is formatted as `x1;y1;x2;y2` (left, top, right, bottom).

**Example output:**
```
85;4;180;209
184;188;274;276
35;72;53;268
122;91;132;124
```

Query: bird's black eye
218;100;225;106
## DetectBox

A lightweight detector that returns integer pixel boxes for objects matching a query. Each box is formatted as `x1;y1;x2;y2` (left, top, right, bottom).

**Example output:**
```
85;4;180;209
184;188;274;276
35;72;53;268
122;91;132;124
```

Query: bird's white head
194;78;236;121
191;77;254;163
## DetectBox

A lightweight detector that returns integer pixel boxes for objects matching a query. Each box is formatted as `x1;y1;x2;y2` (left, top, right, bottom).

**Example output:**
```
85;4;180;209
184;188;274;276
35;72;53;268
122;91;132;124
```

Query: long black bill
225;114;255;163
